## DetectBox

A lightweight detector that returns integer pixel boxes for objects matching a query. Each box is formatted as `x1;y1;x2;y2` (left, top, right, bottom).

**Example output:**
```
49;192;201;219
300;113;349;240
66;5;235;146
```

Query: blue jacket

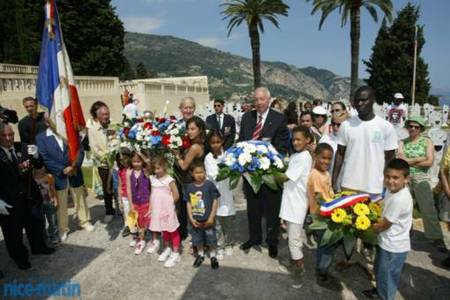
35;130;84;190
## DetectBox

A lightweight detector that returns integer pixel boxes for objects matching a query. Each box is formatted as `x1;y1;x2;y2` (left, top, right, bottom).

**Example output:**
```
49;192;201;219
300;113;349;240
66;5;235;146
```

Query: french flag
36;0;85;163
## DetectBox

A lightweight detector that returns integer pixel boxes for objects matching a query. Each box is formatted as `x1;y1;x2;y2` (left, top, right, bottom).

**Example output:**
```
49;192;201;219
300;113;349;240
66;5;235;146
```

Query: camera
0;105;18;124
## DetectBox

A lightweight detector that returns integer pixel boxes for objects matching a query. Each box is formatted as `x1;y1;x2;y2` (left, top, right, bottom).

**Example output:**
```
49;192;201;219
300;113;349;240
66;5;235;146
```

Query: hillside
124;32;352;101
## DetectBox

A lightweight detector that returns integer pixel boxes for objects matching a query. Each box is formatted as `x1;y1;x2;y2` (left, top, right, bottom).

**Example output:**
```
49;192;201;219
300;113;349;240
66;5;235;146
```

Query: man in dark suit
206;99;236;150
238;87;289;258
0;123;54;271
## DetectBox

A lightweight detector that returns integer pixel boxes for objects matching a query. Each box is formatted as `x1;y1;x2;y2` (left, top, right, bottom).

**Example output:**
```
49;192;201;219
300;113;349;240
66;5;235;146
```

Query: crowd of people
1;86;449;299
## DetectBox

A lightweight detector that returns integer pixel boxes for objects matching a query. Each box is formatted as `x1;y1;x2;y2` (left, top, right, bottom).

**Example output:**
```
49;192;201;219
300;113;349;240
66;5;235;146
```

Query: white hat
394;93;404;99
312;106;327;115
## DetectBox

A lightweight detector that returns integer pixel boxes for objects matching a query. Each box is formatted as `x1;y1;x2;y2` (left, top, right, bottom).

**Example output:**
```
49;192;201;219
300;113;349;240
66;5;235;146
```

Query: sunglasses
331;122;341;127
331;109;342;113
407;124;421;130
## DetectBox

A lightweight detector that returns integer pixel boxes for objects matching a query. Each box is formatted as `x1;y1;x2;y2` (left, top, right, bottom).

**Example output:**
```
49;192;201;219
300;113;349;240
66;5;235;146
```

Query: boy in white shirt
363;159;413;300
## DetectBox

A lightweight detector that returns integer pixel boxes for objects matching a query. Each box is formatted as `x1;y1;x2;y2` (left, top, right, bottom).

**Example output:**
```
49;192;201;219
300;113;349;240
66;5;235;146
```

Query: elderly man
238;87;289;258
87;101;116;222
0;123;54;270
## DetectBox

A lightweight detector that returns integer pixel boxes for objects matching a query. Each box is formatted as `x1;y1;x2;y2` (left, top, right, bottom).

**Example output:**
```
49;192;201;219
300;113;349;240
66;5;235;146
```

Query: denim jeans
313;229;340;274
43;201;59;243
375;247;408;300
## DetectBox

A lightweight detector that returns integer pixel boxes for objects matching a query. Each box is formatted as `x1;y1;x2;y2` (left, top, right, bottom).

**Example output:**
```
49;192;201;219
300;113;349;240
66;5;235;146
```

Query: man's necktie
9;149;18;166
252;115;263;140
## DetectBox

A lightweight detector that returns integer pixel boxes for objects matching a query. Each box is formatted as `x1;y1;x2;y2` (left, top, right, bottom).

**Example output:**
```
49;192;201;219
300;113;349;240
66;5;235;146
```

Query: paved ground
1;185;450;300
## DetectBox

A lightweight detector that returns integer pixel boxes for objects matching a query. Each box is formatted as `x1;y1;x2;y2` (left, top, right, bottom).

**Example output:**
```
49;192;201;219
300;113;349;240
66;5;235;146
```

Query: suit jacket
206;113;236;150
35;131;84;190
238;109;289;155
0;146;22;207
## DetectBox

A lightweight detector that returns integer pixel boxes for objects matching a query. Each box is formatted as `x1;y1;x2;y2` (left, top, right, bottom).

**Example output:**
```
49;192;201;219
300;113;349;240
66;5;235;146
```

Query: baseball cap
312;106;327;115
394;93;404;99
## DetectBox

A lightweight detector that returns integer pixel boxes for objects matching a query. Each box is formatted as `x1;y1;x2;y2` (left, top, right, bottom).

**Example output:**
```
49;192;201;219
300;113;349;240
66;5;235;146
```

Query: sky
111;0;450;92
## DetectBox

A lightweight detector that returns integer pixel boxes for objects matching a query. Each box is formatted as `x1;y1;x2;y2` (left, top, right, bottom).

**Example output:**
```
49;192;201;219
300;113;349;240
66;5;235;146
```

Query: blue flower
150;135;161;145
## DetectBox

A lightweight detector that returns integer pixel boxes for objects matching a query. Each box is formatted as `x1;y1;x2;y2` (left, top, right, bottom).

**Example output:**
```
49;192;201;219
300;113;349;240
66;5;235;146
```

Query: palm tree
307;0;393;98
222;0;289;89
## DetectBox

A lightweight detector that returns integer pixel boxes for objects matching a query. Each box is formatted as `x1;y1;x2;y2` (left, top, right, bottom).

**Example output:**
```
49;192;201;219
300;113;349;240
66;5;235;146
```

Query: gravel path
1;186;449;300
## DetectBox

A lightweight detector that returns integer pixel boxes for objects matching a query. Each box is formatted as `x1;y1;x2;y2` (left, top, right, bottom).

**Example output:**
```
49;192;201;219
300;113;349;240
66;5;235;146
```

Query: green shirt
402;135;429;174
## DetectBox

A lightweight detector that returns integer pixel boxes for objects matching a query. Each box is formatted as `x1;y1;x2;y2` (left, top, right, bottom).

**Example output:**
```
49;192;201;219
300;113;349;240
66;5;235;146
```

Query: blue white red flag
36;0;85;163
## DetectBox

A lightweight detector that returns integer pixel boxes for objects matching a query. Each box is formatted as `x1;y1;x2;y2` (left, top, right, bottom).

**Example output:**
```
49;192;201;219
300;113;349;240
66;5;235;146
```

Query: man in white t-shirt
122;98;140;119
333;86;398;195
363;159;413;300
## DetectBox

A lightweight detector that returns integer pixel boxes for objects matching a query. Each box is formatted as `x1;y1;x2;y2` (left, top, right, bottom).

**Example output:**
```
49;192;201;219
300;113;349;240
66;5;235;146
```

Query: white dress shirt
46;128;64;151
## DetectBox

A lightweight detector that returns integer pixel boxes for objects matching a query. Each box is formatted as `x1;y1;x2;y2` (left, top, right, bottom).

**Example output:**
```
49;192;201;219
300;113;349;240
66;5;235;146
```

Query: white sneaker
158;247;172;262
217;249;224;260
82;223;95;232
225;246;233;256
164;252;180;268
147;240;160;254
104;215;113;223
60;232;68;242
135;240;146;255
129;239;137;247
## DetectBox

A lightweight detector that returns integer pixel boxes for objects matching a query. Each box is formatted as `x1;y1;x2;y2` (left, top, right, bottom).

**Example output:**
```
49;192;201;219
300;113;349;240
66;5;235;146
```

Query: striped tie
252;115;263;140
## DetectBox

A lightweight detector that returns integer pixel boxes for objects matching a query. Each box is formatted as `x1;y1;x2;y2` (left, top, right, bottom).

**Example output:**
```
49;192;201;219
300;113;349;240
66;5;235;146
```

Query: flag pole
411;25;418;106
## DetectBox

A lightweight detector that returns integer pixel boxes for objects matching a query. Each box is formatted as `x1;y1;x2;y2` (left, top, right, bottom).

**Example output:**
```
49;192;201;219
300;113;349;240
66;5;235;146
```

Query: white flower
225;155;236;167
259;157;271;170
243;143;257;154
273;156;284;169
256;145;268;154
171;128;179;135
238;153;252;166
136;133;144;141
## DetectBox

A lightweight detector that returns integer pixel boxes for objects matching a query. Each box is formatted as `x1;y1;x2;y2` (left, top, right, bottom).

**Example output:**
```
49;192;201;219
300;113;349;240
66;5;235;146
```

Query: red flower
151;130;161;136
123;128;130;136
162;134;171;146
159;117;166;123
136;117;144;122
170;116;177;122
144;122;153;130
182;135;191;149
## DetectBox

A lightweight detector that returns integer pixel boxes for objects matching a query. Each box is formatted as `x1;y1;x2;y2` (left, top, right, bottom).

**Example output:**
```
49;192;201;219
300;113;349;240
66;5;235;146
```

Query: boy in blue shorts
185;159;220;269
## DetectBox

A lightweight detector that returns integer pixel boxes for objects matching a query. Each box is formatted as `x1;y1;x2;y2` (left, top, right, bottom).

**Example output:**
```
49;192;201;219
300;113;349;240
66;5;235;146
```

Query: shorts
190;223;217;247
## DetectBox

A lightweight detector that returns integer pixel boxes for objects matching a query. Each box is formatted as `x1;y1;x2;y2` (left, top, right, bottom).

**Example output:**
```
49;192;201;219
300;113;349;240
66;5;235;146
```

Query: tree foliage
307;0;393;99
364;3;431;104
135;62;149;78
0;0;125;77
221;0;289;89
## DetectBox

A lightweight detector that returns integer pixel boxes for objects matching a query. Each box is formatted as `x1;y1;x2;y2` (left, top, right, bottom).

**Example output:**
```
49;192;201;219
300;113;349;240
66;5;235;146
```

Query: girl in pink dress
148;155;181;268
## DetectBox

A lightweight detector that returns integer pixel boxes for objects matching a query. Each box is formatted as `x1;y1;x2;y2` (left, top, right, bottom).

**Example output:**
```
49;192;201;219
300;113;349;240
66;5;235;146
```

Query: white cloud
122;16;164;33
195;36;224;48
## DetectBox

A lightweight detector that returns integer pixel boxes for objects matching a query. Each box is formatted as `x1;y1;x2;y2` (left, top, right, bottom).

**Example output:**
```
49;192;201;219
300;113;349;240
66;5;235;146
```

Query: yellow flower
353;203;370;216
369;202;382;217
355;215;371;230
331;208;347;223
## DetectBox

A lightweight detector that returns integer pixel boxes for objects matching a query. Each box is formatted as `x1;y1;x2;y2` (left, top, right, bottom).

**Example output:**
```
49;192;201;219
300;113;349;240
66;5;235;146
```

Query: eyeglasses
331;109;342;113
407;124;421;130
331;122;341;127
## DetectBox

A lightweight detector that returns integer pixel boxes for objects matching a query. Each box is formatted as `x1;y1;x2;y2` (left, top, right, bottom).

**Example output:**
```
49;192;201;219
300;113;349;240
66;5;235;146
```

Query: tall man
18;97;47;147
206;99;236;150
238;87;289;258
0;123;54;270
332;86;398;280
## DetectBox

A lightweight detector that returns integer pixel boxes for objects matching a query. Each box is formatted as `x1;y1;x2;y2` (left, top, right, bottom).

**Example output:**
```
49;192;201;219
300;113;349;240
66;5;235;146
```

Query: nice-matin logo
3;277;80;298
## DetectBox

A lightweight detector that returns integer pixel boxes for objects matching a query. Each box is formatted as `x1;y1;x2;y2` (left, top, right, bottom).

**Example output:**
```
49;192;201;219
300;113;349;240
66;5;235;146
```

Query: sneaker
60;232;68;242
193;255;204;268
135;240;146;255
147;240;160;254
82;223;95;232
104;215;113;223
217;249;224;261
164;252;181;268
225;246;233;256
210;257;219;269
122;226;131;237
129;239;137;247
158;247;172;262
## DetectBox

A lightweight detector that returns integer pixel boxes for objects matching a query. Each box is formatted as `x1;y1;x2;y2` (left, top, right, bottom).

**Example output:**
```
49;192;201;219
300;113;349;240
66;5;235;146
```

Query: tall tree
0;0;125;76
222;0;289;89
364;3;431;104
135;62;149;78
307;0;393;99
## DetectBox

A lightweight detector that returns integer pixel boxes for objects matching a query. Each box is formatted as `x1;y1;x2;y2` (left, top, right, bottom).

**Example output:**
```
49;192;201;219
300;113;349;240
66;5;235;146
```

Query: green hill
124;32;352;101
